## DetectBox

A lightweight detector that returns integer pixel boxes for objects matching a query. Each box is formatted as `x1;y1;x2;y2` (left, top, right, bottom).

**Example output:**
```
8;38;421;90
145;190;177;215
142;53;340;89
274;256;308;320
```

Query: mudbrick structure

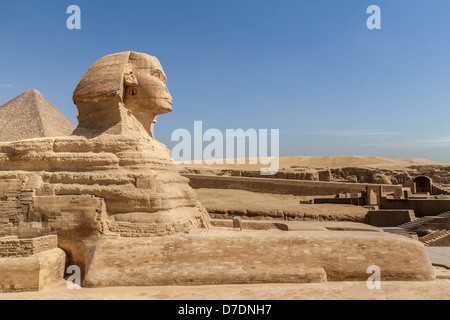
0;52;436;291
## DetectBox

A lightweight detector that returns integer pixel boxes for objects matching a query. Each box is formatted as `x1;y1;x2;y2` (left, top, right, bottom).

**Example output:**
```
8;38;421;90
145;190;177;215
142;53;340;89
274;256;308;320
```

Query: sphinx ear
124;63;138;96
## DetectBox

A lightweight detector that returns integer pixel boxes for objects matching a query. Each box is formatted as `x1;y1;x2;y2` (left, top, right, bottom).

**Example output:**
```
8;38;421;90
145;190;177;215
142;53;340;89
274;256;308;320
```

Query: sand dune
181;155;441;171
278;156;439;168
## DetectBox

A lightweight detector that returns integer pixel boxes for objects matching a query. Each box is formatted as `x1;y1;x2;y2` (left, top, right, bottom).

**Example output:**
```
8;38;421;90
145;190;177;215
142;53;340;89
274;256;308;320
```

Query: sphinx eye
151;70;167;83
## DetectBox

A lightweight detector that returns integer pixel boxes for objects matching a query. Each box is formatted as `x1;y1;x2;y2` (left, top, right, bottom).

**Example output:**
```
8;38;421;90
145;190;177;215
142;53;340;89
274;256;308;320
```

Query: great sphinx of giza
0;52;436;288
1;51;210;230
0;52;210;279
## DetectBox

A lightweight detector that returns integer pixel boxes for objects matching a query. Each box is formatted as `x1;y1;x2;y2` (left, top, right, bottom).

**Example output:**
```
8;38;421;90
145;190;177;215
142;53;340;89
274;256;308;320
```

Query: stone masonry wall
0;248;66;292
184;174;402;197
0;235;58;258
0;202;24;237
381;198;450;217
0;190;34;237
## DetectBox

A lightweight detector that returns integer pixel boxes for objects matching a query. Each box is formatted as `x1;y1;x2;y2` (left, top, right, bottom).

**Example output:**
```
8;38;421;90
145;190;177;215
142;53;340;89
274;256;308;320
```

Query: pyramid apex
13;89;43;100
23;88;42;95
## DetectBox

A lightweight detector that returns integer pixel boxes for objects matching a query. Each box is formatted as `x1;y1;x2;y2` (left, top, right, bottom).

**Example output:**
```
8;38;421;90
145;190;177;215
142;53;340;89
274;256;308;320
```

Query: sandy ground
1;276;449;300
195;189;368;221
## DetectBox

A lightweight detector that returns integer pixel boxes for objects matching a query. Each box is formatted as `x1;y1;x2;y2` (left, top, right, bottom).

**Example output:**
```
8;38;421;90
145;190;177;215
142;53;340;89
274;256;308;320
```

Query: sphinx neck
73;100;157;140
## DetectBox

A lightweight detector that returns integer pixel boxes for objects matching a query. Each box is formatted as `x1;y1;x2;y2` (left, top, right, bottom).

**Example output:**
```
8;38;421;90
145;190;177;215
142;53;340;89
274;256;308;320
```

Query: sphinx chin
157;102;173;114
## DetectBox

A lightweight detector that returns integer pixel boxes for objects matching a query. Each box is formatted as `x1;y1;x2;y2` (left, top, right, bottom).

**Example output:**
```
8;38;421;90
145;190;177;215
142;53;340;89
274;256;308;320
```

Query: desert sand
180;155;450;185
181;155;442;171
1;276;449;300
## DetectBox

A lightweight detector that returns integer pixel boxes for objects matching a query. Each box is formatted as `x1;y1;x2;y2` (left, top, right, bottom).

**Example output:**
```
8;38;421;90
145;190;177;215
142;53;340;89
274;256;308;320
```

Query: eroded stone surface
83;229;436;287
0;52;211;286
0;51;210;235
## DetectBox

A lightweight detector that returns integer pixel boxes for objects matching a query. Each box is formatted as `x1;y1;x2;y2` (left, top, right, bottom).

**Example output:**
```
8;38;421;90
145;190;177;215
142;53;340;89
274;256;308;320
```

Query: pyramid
0;89;76;142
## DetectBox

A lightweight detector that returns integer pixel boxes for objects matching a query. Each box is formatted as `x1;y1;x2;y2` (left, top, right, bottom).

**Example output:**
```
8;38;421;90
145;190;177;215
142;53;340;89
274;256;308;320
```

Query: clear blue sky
1;0;450;162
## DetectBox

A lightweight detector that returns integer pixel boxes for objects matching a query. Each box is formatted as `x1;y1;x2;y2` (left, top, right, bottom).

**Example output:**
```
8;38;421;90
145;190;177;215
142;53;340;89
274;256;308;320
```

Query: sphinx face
73;51;174;136
135;67;173;114
125;54;173;115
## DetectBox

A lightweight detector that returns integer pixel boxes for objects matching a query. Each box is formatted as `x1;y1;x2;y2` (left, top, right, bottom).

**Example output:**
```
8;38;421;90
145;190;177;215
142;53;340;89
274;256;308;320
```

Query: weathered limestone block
0;248;66;292
83;229;435;287
366;210;416;227
0;236;65;292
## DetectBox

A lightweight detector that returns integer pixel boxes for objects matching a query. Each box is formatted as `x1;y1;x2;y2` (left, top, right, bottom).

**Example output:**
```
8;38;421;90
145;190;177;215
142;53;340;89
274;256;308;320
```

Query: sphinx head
73;51;173;138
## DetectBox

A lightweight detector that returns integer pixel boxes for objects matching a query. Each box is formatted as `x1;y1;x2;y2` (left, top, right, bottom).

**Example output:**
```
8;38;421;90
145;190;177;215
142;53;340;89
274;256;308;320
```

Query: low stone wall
0;235;58;258
0;248;66;292
210;219;382;232
380;198;450;217
83;229;435;287
184;174;401;197
366;210;416;227
106;220;194;238
314;197;365;205
210;219;289;231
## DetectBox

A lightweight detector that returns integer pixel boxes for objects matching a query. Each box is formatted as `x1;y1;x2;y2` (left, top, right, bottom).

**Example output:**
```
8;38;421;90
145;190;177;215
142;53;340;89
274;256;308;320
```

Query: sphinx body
0;135;210;232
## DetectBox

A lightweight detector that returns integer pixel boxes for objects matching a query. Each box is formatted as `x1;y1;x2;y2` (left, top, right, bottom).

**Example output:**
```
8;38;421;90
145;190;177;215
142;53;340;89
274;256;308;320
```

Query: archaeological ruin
0;52;440;292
